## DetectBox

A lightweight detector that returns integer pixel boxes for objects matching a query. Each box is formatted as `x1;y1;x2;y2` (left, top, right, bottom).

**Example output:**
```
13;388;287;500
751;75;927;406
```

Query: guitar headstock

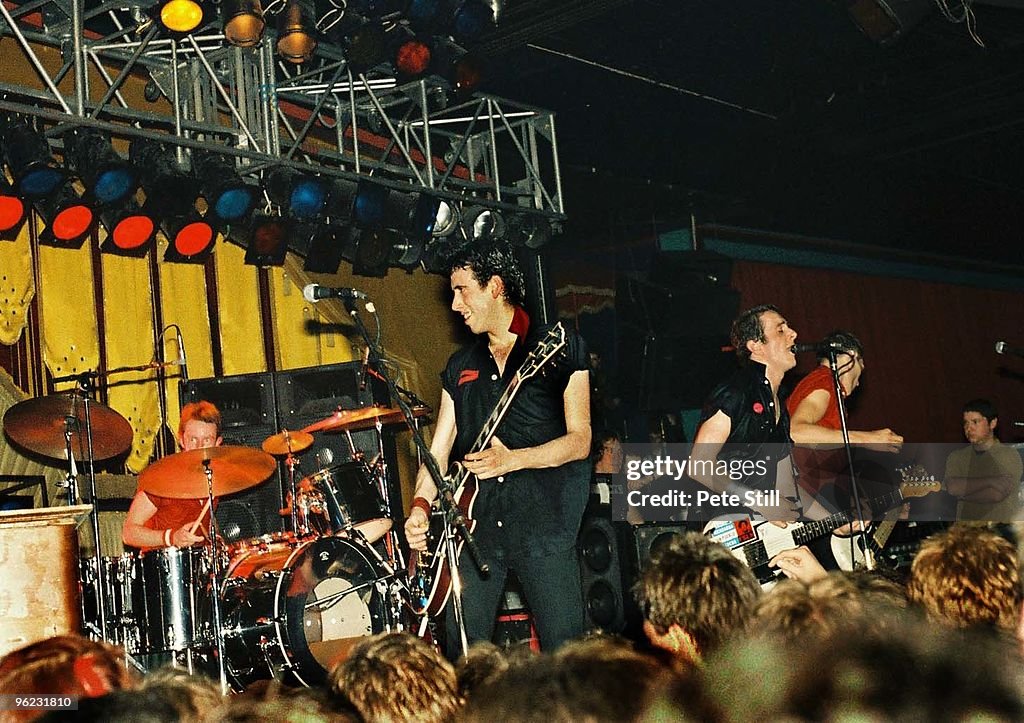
897;464;942;498
518;323;568;382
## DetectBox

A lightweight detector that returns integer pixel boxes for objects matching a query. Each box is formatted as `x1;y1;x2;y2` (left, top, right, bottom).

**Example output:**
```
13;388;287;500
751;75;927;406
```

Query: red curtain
731;261;1024;444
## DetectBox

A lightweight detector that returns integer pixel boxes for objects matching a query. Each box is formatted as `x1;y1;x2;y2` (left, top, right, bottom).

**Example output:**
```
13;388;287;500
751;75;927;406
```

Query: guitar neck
793;488;905;546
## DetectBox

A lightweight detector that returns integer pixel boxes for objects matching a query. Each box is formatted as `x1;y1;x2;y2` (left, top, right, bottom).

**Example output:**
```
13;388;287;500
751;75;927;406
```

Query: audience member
634;531;760;665
329;632;460;723
907;523;1022;632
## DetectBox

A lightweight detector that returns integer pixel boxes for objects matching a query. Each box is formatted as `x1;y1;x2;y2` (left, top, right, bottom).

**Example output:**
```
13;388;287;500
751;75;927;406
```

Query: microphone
995;341;1024;358
303;283;367;302
176;331;189;383
792;341;848;354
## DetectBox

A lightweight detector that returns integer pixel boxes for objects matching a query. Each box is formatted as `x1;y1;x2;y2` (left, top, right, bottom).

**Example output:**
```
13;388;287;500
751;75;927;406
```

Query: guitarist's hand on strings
463;437;518;479
769;545;828;584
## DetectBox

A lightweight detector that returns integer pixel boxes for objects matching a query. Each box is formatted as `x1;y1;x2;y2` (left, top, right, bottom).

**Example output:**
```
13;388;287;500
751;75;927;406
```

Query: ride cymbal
138;445;276;499
301;404;430;434
2;393;134;461
262;429;314;456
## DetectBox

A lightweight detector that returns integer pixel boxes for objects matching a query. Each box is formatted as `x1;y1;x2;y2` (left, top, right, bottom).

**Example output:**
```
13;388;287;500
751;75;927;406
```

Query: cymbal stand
282;433;301;535
202;459;230;695
370;416;405;573
54;373;112;642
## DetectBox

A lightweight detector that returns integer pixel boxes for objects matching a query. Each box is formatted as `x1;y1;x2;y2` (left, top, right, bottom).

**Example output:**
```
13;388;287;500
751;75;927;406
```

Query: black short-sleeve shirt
700;360;792;490
441;312;590;558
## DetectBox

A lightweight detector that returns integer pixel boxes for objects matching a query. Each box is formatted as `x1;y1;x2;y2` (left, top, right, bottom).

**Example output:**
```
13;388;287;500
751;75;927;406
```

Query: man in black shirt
692;303;802;521
404;242;592;656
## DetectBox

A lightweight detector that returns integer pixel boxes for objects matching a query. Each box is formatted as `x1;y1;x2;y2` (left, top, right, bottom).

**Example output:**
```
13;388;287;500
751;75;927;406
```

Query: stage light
507;214;551;249
193;152;259;225
432;199;460;237
265;168;332;221
1;118;67;200
407;0;444;30
462;205;505;240
450;51;484;95
64;129;138;207
352;179;390;227
395;37;432;77
451;0;494;43
36;185;95;248
241;211;290;266
277;0;317;63
351;227;397;277
130;139;216;262
99;200;157;257
0;178;26;236
347;21;388;71
164;215;216;262
389;191;441;242
223;0;265;46
303;222;352;273
156;0;207;34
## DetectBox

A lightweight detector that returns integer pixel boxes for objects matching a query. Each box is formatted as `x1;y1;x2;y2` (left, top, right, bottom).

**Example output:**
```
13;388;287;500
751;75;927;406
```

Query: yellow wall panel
269;263;355;370
0;223;35;346
37;229;99;390
99;250;159;472
214;240;265;375
156;233;214;438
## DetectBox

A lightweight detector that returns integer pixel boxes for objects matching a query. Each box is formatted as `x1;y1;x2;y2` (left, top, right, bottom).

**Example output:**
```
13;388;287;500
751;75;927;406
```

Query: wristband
163;529;173;547
411;496;432;517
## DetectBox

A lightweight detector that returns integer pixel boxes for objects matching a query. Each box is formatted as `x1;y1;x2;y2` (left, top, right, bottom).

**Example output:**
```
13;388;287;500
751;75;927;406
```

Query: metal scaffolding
0;0;565;221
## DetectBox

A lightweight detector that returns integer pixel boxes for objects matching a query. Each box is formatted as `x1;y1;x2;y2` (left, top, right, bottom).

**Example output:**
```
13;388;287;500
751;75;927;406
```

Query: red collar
509;305;531;342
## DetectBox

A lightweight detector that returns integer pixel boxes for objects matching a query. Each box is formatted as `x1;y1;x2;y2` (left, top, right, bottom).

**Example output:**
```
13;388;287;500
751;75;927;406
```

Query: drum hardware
262;429;313;537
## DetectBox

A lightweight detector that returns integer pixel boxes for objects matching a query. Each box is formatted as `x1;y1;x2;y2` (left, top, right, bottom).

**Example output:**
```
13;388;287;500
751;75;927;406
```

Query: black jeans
444;544;584;660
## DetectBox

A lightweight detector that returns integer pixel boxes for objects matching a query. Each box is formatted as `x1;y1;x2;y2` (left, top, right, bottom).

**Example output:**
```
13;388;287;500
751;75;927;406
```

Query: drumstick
187;497;212;536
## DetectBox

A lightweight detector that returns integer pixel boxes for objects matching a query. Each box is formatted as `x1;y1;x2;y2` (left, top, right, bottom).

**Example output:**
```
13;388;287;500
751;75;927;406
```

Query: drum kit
3;391;430;691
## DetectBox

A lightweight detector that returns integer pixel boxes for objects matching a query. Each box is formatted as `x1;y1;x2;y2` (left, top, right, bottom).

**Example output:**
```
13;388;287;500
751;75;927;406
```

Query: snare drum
297;461;392;543
218;536;387;688
132;546;212;654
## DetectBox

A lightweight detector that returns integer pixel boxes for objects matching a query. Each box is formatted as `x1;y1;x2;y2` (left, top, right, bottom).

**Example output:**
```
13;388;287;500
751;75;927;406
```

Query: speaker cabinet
577;516;637;634
633;523;693;571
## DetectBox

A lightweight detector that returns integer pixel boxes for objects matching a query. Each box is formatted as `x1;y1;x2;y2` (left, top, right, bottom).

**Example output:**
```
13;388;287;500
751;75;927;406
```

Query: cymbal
2;393;134;461
262;429;314;456
139;445;276;499
302;404;431;434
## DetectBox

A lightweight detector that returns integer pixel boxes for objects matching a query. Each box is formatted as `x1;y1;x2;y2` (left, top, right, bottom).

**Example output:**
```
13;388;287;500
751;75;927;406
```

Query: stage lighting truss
0;0;564;264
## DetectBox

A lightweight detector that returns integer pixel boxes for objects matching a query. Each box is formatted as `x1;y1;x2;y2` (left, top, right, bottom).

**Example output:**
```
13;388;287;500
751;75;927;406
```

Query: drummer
122;401;223;550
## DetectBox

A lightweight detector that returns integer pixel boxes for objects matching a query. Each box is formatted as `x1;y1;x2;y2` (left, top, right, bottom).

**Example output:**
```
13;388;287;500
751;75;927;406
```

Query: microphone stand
825;348;872;571
344;297;484;657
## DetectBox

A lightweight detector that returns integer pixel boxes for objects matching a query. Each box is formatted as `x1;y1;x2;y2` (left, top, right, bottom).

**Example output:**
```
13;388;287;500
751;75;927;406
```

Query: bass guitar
409;323;569;616
703;464;940;586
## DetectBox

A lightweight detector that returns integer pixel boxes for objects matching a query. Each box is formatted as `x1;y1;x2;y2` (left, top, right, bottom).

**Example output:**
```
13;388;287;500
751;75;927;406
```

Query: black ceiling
479;0;1024;266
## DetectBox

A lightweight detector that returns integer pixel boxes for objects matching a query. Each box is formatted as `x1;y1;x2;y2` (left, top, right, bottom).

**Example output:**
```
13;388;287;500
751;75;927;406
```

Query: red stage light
0;195;26;233
396;39;431;76
112;215;156;250
173;221;215;257
52;204;94;242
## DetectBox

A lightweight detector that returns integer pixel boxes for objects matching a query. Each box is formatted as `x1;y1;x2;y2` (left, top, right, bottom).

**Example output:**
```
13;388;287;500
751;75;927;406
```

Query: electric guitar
408;323;569;617
703;465;940;586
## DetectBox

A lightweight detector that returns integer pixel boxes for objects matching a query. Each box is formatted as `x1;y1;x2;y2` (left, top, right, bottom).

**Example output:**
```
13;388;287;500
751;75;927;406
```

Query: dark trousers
444;544;584;660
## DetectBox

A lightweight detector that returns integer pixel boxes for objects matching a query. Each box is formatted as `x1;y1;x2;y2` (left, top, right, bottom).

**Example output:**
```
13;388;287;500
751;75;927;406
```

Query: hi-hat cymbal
262;429;314;456
139;445;276;499
302;404;431;434
2;393;134;461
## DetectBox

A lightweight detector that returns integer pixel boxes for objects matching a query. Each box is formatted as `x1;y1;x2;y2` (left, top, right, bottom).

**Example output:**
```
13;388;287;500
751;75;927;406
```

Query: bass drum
219;535;387;689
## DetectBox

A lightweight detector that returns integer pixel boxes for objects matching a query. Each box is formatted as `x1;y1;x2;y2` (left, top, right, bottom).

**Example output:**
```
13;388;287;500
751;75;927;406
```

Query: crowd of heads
5;523;1024;721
